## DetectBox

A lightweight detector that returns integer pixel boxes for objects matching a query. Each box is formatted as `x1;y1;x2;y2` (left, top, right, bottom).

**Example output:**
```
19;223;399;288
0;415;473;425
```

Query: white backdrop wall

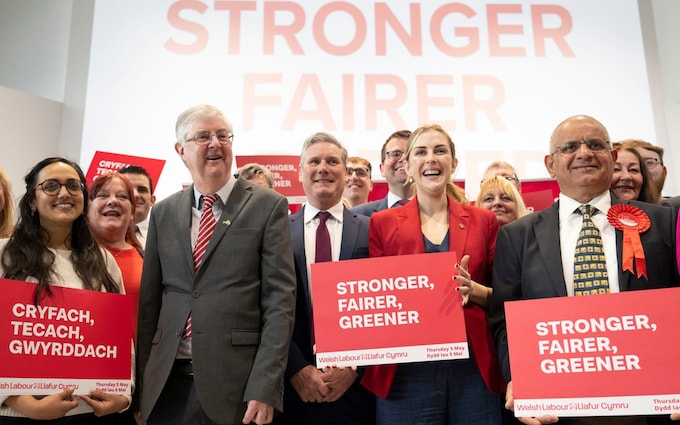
0;0;679;204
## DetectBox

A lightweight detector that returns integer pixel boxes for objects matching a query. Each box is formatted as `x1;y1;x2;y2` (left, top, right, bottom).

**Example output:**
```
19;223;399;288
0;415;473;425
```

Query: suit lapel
447;200;470;262
396;200;425;254
289;208;309;287
201;179;253;274
340;208;359;260
177;188;196;272
534;203;568;296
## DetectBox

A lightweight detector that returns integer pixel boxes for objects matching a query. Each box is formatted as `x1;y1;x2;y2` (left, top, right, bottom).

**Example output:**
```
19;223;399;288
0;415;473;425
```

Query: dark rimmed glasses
37;179;85;196
347;167;370;178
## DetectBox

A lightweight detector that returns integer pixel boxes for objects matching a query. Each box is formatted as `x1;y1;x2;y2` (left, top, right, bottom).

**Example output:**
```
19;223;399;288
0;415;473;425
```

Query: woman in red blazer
361;125;505;424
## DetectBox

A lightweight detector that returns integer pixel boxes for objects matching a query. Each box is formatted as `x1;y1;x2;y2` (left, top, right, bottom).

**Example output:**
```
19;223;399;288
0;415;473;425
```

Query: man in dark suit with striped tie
137;104;296;425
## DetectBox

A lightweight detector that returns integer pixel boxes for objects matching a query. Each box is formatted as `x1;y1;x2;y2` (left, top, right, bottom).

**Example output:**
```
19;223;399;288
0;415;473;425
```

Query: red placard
85;151;166;188
0;279;133;395
520;179;560;212
235;155;304;202
310;252;468;368
505;287;680;417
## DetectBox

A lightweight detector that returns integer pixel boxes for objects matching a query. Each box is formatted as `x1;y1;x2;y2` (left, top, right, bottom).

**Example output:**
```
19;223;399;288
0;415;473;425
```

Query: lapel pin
223;220;231;226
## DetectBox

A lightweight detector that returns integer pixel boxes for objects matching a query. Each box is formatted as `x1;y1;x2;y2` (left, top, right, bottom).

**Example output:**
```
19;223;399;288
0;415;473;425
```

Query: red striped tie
184;194;218;339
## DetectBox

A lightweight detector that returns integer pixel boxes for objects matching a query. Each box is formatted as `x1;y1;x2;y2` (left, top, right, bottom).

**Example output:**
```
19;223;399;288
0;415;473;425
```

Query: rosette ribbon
607;204;650;279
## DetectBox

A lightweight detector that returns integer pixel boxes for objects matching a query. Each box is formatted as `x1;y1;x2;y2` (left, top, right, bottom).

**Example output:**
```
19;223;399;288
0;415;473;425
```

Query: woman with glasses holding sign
0;157;130;424
361;125;505;424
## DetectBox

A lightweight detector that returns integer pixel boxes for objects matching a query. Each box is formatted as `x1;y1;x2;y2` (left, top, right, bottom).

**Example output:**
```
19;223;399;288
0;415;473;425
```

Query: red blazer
361;195;506;398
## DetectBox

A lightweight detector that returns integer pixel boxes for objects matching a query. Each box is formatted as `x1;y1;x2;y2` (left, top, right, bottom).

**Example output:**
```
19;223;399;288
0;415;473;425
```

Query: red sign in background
310;252;468;367
236;155;303;199
505;287;680;416
0;279;133;394
85;151;166;188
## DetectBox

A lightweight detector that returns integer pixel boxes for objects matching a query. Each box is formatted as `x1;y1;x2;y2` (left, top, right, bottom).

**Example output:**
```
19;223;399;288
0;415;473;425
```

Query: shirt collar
386;192;405;208
304;201;345;225
193;178;236;209
558;191;612;221
136;217;149;233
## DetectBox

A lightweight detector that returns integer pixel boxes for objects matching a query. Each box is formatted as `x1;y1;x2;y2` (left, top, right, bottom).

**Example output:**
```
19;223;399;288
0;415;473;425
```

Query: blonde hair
0;168;14;238
477;176;530;221
404;124;468;205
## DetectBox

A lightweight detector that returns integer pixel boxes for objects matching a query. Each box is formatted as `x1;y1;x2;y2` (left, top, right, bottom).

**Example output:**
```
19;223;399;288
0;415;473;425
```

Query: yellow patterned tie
573;205;610;296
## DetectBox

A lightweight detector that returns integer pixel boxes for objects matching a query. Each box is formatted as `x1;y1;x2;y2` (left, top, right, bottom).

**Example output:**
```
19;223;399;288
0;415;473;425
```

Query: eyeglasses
502;174;518;182
551;139;610;155
347;167;370;178
185;130;233;145
37;179;85;196
643;157;661;168
384;150;404;161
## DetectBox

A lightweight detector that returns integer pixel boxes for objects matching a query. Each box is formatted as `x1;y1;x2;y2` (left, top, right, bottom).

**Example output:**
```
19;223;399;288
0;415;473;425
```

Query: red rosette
607;204;650;279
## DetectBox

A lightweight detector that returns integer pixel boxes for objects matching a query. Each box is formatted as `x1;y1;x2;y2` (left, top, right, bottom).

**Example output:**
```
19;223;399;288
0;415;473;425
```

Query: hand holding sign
504;382;559;425
3;390;78;420
454;255;492;307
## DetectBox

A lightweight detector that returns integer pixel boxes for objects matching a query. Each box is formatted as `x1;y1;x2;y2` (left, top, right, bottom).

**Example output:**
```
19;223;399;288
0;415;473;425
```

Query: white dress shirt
302;201;344;303
558;191;620;296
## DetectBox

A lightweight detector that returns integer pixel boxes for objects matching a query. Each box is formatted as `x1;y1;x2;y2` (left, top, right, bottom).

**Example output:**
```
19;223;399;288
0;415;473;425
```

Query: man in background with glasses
343;156;373;208
482;160;522;193
352;130;414;217
490;114;679;425
136;104;296;425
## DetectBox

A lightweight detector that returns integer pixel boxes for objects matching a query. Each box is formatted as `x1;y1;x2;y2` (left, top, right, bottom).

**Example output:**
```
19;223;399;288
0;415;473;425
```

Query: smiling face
380;136;408;190
300;141;346;210
404;129;457;197
479;187;518;225
343;159;373;207
88;176;134;243
175;114;233;193
121;173;155;224
635;146;666;192
32;162;85;234
611;149;643;201
544;116;616;203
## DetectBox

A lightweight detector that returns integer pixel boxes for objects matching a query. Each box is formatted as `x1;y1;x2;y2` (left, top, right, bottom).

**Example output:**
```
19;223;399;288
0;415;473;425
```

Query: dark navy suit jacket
490;197;679;383
350;196;389;217
277;206;375;424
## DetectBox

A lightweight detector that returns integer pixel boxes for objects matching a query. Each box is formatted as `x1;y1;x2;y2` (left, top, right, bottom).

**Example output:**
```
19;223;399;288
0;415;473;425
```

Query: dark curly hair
1;157;120;304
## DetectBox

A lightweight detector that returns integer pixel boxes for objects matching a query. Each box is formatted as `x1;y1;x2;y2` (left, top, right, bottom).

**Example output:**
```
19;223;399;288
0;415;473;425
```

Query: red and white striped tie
184;194;218;339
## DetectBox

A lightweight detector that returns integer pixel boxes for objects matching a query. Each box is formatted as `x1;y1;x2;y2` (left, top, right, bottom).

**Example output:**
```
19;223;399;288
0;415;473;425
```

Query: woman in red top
88;173;143;337
362;125;504;424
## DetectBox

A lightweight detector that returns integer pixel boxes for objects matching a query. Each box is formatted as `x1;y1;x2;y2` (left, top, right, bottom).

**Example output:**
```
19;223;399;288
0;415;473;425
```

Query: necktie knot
317;210;331;225
578;204;596;218
201;194;218;211
392;199;408;208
